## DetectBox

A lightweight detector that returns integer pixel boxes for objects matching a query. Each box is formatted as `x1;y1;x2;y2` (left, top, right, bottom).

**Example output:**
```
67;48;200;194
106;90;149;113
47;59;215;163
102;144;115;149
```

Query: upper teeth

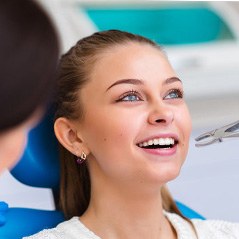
138;137;175;147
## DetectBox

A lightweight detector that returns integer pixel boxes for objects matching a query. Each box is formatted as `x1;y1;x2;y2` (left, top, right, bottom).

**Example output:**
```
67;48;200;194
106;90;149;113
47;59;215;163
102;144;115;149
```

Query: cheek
176;106;192;152
85;113;133;146
82;109;142;159
184;108;192;138
176;104;192;131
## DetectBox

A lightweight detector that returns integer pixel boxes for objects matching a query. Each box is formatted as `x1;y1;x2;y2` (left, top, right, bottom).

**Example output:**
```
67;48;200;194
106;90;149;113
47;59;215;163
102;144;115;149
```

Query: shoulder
23;217;98;239
23;228;62;239
192;218;239;238
165;211;239;239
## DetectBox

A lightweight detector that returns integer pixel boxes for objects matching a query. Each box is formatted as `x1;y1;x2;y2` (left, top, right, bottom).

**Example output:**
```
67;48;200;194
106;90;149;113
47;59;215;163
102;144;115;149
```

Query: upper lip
136;133;179;145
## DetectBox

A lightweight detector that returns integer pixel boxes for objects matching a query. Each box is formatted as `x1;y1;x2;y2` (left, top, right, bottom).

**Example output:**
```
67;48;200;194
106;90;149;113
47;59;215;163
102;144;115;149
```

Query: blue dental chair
0;108;64;239
0;108;204;239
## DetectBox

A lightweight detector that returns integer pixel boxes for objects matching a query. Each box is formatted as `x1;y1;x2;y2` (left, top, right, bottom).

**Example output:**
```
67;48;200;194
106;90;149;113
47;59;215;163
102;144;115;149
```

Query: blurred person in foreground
0;0;59;174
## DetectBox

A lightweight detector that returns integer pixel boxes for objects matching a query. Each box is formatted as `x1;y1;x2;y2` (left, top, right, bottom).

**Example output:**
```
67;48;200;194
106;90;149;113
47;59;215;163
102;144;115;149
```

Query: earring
77;151;87;164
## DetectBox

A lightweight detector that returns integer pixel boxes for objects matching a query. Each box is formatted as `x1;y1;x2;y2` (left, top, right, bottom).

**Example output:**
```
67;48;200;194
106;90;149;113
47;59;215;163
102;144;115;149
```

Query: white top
23;212;239;239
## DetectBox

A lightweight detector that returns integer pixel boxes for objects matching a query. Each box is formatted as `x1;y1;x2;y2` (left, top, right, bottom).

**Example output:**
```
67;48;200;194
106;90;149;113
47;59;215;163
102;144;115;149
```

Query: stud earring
77;151;87;164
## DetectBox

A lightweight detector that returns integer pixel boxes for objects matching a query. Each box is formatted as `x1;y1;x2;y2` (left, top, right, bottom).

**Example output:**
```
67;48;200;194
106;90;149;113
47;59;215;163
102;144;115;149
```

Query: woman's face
77;43;192;187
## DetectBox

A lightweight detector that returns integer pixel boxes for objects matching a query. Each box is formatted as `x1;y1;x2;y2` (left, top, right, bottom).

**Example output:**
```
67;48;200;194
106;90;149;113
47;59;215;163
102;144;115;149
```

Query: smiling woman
25;30;239;239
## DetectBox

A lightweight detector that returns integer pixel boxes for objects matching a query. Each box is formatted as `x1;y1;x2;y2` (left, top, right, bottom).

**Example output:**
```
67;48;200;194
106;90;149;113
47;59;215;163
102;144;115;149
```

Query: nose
148;101;174;126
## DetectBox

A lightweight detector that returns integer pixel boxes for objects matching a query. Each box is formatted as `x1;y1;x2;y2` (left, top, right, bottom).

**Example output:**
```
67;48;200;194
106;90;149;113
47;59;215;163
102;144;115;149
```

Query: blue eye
116;90;142;102
122;94;140;101
164;89;183;100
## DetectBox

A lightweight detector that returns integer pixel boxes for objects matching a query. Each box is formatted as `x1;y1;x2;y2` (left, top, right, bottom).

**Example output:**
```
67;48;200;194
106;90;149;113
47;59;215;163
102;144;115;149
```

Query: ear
54;117;89;156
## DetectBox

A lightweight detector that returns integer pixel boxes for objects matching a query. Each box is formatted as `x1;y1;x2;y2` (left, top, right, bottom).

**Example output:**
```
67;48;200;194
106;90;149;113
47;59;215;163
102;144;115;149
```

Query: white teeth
165;138;170;145
170;138;174;144
143;142;148;147
159;138;164;145
153;139;158;145
138;137;175;148
148;140;153;145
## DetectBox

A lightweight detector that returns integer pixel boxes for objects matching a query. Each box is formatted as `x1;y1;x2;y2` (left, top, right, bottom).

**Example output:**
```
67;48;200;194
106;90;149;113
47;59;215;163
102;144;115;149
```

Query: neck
81;182;176;239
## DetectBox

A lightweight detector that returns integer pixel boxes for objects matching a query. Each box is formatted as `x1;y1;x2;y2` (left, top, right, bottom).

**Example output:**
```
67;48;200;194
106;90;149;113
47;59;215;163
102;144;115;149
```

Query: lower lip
138;145;177;157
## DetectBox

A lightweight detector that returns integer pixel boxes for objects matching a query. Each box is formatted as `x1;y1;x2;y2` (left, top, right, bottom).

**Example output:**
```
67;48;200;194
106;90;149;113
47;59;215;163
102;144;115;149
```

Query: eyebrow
106;79;143;91
164;77;182;85
106;76;181;91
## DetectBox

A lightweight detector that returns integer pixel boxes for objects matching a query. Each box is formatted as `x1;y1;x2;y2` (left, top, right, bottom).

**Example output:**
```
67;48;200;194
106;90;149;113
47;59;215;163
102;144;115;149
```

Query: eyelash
116;90;142;102
116;88;184;102
164;88;184;100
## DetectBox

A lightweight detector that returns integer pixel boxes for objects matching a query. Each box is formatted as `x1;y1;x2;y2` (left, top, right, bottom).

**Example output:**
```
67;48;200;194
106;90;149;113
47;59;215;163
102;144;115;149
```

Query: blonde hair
55;30;187;220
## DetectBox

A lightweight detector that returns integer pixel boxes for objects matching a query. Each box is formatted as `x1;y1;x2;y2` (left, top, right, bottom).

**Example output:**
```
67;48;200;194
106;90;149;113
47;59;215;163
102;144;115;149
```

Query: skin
55;42;192;239
0;109;41;174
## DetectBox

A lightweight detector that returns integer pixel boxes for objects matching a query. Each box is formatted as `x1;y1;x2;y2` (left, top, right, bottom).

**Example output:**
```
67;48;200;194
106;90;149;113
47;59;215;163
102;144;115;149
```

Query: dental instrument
195;120;239;147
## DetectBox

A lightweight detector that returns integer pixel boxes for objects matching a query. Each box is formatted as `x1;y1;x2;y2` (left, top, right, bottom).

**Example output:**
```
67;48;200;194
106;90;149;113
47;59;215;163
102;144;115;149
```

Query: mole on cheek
103;138;107;142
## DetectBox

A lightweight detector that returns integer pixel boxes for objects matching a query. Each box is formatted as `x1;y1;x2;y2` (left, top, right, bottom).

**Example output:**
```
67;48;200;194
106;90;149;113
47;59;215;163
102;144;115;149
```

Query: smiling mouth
137;137;178;149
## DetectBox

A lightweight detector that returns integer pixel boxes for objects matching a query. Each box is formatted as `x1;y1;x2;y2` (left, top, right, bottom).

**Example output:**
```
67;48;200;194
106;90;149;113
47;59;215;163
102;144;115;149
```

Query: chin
150;163;183;184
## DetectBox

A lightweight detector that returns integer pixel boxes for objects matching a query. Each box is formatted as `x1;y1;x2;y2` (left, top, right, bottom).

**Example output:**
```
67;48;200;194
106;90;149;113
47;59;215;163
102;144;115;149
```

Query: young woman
26;30;239;239
0;0;59;173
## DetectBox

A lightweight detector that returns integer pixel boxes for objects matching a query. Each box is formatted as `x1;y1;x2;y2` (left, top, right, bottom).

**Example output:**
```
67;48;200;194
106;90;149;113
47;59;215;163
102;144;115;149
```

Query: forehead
88;42;174;88
95;42;165;66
